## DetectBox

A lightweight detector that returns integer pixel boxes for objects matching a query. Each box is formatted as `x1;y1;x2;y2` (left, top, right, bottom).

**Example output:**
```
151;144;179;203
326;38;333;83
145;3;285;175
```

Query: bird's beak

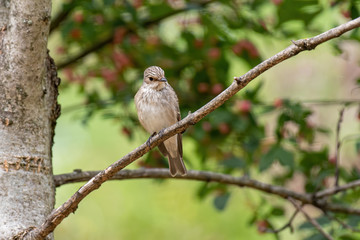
159;77;167;82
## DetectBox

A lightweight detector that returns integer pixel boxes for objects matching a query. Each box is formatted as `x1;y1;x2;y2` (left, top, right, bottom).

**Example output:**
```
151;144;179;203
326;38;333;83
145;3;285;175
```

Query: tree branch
50;0;77;33
24;17;360;240
56;36;113;69
288;198;334;240
53;168;360;216
54;169;312;201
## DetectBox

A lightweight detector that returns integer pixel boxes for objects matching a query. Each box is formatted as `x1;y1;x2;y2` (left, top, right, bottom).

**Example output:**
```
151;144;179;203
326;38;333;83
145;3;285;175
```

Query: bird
135;66;187;176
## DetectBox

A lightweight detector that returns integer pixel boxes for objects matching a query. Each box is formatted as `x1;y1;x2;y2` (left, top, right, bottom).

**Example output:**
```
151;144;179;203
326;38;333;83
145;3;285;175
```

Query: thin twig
302;99;360;106
315;179;360;198
323;211;360;233
24;17;360;240
335;107;345;187
266;208;300;234
288;198;334;240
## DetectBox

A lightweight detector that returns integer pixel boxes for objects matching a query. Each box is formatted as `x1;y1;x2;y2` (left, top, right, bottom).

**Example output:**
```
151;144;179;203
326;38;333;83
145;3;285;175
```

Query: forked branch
288;198;334;240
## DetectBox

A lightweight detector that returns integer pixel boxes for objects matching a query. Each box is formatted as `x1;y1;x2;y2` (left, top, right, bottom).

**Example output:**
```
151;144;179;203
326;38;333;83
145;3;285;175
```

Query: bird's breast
136;87;178;133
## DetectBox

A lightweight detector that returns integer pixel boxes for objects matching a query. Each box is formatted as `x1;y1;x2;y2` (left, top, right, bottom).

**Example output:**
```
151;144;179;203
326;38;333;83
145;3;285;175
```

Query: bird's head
143;66;167;90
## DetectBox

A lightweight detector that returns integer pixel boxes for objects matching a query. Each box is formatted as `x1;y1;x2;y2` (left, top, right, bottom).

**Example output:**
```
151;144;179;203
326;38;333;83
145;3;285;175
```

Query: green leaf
277;147;294;169
339;234;360;240
213;193;231;211
259;148;276;172
356;141;360;154
304;233;328;240
357;78;360;86
197;183;227;200
104;0;115;6
259;145;294;172
299;148;329;174
299;216;331;230
242;135;261;154
147;4;175;19
277;0;321;27
197;182;214;200
221;157;245;169
316;127;330;135
348;215;360;228
210;109;233;125
244;82;263;102
270;206;285;217
102;112;118;119
201;12;236;42
350;2;360;20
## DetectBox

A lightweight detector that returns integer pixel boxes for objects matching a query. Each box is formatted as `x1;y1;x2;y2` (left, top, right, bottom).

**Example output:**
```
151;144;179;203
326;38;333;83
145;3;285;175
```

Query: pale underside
135;82;186;175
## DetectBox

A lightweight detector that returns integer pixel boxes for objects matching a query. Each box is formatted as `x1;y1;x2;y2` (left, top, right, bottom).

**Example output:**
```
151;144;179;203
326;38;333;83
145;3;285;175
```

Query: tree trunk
0;0;58;239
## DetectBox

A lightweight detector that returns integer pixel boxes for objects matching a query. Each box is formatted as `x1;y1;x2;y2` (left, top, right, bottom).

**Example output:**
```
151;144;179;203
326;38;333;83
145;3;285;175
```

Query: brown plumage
134;66;187;176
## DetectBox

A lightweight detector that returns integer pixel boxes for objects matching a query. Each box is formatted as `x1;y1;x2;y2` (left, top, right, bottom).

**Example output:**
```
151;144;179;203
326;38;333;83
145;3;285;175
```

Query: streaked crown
144;66;165;80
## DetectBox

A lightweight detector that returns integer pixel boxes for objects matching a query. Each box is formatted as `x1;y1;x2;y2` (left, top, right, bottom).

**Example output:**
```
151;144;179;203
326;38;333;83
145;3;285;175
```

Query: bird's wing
158;111;183;159
177;133;183;158
158;142;169;158
176;110;183;158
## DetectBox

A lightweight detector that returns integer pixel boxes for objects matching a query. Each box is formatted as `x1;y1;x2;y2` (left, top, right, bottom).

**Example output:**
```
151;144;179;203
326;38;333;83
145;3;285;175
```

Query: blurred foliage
51;0;360;238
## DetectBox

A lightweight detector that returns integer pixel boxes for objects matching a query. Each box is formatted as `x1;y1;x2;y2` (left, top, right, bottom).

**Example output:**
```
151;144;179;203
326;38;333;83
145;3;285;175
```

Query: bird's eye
149;77;154;81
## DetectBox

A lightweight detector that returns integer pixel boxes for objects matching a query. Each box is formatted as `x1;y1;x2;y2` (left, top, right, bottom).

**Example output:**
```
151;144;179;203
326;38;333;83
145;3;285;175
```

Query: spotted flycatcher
135;66;187;176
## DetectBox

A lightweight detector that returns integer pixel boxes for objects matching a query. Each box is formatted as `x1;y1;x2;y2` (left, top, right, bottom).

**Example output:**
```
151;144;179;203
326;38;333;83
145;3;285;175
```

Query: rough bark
0;0;58;239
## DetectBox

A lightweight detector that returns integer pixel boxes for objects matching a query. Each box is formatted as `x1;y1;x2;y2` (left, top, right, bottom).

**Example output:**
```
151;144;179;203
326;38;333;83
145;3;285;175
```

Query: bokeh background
49;1;360;239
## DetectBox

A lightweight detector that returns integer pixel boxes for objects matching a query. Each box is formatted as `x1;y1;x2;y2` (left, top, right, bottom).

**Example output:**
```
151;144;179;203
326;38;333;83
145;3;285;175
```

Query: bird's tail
168;155;187;177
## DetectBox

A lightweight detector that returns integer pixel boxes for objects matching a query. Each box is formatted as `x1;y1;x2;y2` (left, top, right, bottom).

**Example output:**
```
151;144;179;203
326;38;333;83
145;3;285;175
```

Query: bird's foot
158;128;165;137
146;132;157;148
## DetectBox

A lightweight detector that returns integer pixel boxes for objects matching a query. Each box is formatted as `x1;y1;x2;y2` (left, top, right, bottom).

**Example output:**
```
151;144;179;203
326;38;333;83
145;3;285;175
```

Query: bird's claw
146;132;157;147
146;129;166;147
158;128;165;137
